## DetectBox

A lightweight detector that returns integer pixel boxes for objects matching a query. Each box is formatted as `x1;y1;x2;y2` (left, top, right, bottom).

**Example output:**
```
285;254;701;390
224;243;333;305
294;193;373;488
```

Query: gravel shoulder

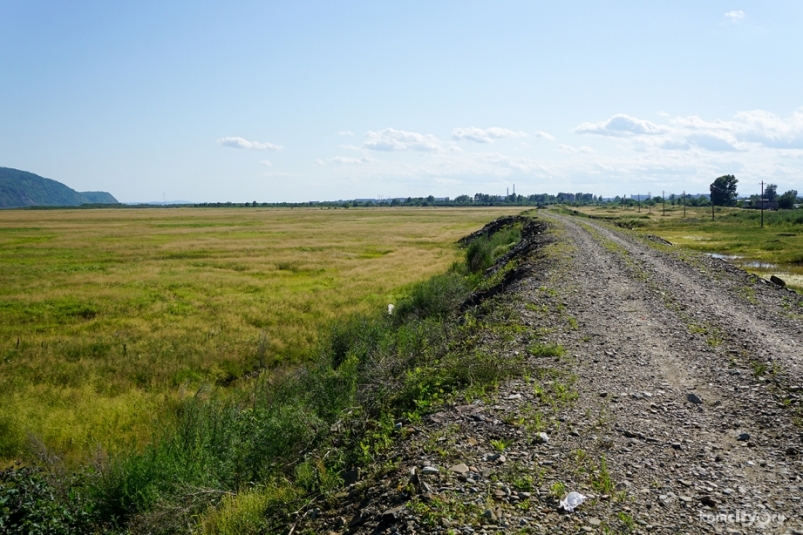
301;212;803;535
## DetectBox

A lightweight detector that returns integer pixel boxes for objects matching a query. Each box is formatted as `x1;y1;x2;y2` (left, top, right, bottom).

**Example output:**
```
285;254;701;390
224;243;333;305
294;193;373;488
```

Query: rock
535;432;549;443
599;391;608;398
671;442;682;450
770;275;786;287
588;518;601;527
380;506;405;523
737;433;750;442
342;468;361;486
482;508;497;522
467;437;478;446
700;495;717;507
421;466;439;475
449;463;470;475
686;393;703;404
786;446;798;455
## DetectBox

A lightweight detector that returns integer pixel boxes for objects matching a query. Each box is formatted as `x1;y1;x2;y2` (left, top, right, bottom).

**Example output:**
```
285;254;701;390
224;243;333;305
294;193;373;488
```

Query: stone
342;468;361;486
482;508;497;522
381;506;405;523
737;433;750;442
588;518;601;527
421;466;439;475
771;275;786;287
449;463;470;475
535;432;549;443
700;495;717;507
686;393;703;404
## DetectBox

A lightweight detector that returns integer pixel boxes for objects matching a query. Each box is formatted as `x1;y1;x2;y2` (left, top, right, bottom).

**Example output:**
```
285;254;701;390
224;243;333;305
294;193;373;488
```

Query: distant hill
0;167;119;208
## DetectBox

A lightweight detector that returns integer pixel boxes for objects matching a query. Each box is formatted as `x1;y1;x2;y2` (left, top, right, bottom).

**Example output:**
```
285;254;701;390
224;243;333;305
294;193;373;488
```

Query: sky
1;1;802;203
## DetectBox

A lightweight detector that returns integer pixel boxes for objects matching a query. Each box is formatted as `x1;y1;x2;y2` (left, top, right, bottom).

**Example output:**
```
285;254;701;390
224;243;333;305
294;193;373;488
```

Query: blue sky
1;1;802;202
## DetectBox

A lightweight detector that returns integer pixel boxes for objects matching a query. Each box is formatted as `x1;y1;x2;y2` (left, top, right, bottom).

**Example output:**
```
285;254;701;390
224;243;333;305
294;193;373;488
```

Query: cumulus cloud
452;127;528;143
533;131;555;140
574;114;667;136
557;144;594;154
725;10;745;22
363;128;442;152
317;156;375;165
732;109;803;149
217;137;284;151
686;134;740;152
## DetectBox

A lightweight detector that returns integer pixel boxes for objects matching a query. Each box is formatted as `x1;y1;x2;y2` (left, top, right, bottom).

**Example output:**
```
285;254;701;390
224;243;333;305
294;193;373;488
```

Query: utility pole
683;190;686;218
760;180;765;228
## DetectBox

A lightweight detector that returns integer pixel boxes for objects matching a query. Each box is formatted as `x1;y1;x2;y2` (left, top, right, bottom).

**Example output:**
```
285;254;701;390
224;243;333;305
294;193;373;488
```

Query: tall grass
0;214;532;534
0;207;524;461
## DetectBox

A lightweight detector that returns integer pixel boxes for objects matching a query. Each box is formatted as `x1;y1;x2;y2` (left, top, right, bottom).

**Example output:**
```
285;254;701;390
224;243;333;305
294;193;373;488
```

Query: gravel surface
300;213;803;535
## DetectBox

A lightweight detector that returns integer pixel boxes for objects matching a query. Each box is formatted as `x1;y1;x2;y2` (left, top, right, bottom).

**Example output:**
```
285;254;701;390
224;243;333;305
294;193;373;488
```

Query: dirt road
306;212;803;535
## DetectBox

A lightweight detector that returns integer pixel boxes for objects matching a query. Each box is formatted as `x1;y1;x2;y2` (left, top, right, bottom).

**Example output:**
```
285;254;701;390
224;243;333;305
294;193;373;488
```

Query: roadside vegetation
562;204;803;290
0;212;535;534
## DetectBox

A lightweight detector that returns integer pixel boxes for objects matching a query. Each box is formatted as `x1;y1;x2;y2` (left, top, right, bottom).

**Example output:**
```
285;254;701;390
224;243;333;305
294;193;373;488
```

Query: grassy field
567;204;803;289
0;206;522;462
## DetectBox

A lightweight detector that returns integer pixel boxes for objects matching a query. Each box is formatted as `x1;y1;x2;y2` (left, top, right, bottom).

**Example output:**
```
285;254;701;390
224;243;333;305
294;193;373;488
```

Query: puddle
708;253;802;289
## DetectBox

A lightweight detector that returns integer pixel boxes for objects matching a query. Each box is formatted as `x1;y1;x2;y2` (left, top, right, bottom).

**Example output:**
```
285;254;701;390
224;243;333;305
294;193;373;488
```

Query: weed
490;438;511;452
618;511;635;531
528;343;565;358
549;481;566;501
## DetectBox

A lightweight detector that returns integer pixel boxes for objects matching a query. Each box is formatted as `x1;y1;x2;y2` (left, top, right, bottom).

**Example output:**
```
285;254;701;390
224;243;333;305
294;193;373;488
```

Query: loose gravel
299;212;803;535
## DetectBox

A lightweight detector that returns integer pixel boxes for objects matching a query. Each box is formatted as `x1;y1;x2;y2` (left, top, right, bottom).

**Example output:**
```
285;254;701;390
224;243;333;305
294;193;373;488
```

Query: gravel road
304;212;803;535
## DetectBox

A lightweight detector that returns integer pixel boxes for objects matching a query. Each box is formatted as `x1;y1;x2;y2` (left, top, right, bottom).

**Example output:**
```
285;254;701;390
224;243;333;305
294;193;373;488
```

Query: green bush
0;466;94;535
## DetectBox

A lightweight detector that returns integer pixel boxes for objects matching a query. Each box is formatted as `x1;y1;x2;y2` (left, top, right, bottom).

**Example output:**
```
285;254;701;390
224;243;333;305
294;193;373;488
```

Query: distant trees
764;184;778;201
779;190;799;210
710;175;738;206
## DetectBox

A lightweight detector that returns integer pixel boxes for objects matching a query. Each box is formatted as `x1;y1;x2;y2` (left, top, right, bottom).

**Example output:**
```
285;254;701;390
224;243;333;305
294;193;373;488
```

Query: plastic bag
559;491;587;512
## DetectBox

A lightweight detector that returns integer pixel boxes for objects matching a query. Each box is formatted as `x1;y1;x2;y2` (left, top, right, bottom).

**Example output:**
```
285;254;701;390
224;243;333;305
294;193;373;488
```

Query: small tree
765;184;778;201
710;175;738;206
779;190;799;209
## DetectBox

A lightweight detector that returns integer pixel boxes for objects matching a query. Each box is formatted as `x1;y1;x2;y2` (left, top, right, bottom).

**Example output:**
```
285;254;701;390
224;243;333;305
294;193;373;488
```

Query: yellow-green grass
567;205;803;289
0;206;522;462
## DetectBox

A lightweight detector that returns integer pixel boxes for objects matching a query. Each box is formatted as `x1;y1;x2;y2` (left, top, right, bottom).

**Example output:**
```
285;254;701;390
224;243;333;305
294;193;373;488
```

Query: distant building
751;199;779;210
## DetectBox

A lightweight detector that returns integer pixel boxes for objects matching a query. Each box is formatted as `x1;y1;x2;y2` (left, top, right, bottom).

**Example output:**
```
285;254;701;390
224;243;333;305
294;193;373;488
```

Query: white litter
559;491;587;512
387;304;395;315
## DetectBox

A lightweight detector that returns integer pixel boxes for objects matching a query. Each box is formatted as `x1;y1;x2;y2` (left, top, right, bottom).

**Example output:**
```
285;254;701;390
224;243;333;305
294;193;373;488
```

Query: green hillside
0;167;118;208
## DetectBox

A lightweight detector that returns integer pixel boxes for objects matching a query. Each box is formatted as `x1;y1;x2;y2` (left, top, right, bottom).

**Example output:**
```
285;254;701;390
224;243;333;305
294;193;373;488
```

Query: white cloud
260;160;273;166
317;156;375;165
363;128;442;152
725;10;745;22
557;144;594;154
686;133;740;152
217;137;284;151
337;130;355;136
452;126;528;143
574;114;667;136
732;109;803;148
533;131;555;140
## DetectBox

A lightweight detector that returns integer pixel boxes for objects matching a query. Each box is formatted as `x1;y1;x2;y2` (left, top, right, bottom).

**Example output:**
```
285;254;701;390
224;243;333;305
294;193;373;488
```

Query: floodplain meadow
568;204;803;290
0;206;522;462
